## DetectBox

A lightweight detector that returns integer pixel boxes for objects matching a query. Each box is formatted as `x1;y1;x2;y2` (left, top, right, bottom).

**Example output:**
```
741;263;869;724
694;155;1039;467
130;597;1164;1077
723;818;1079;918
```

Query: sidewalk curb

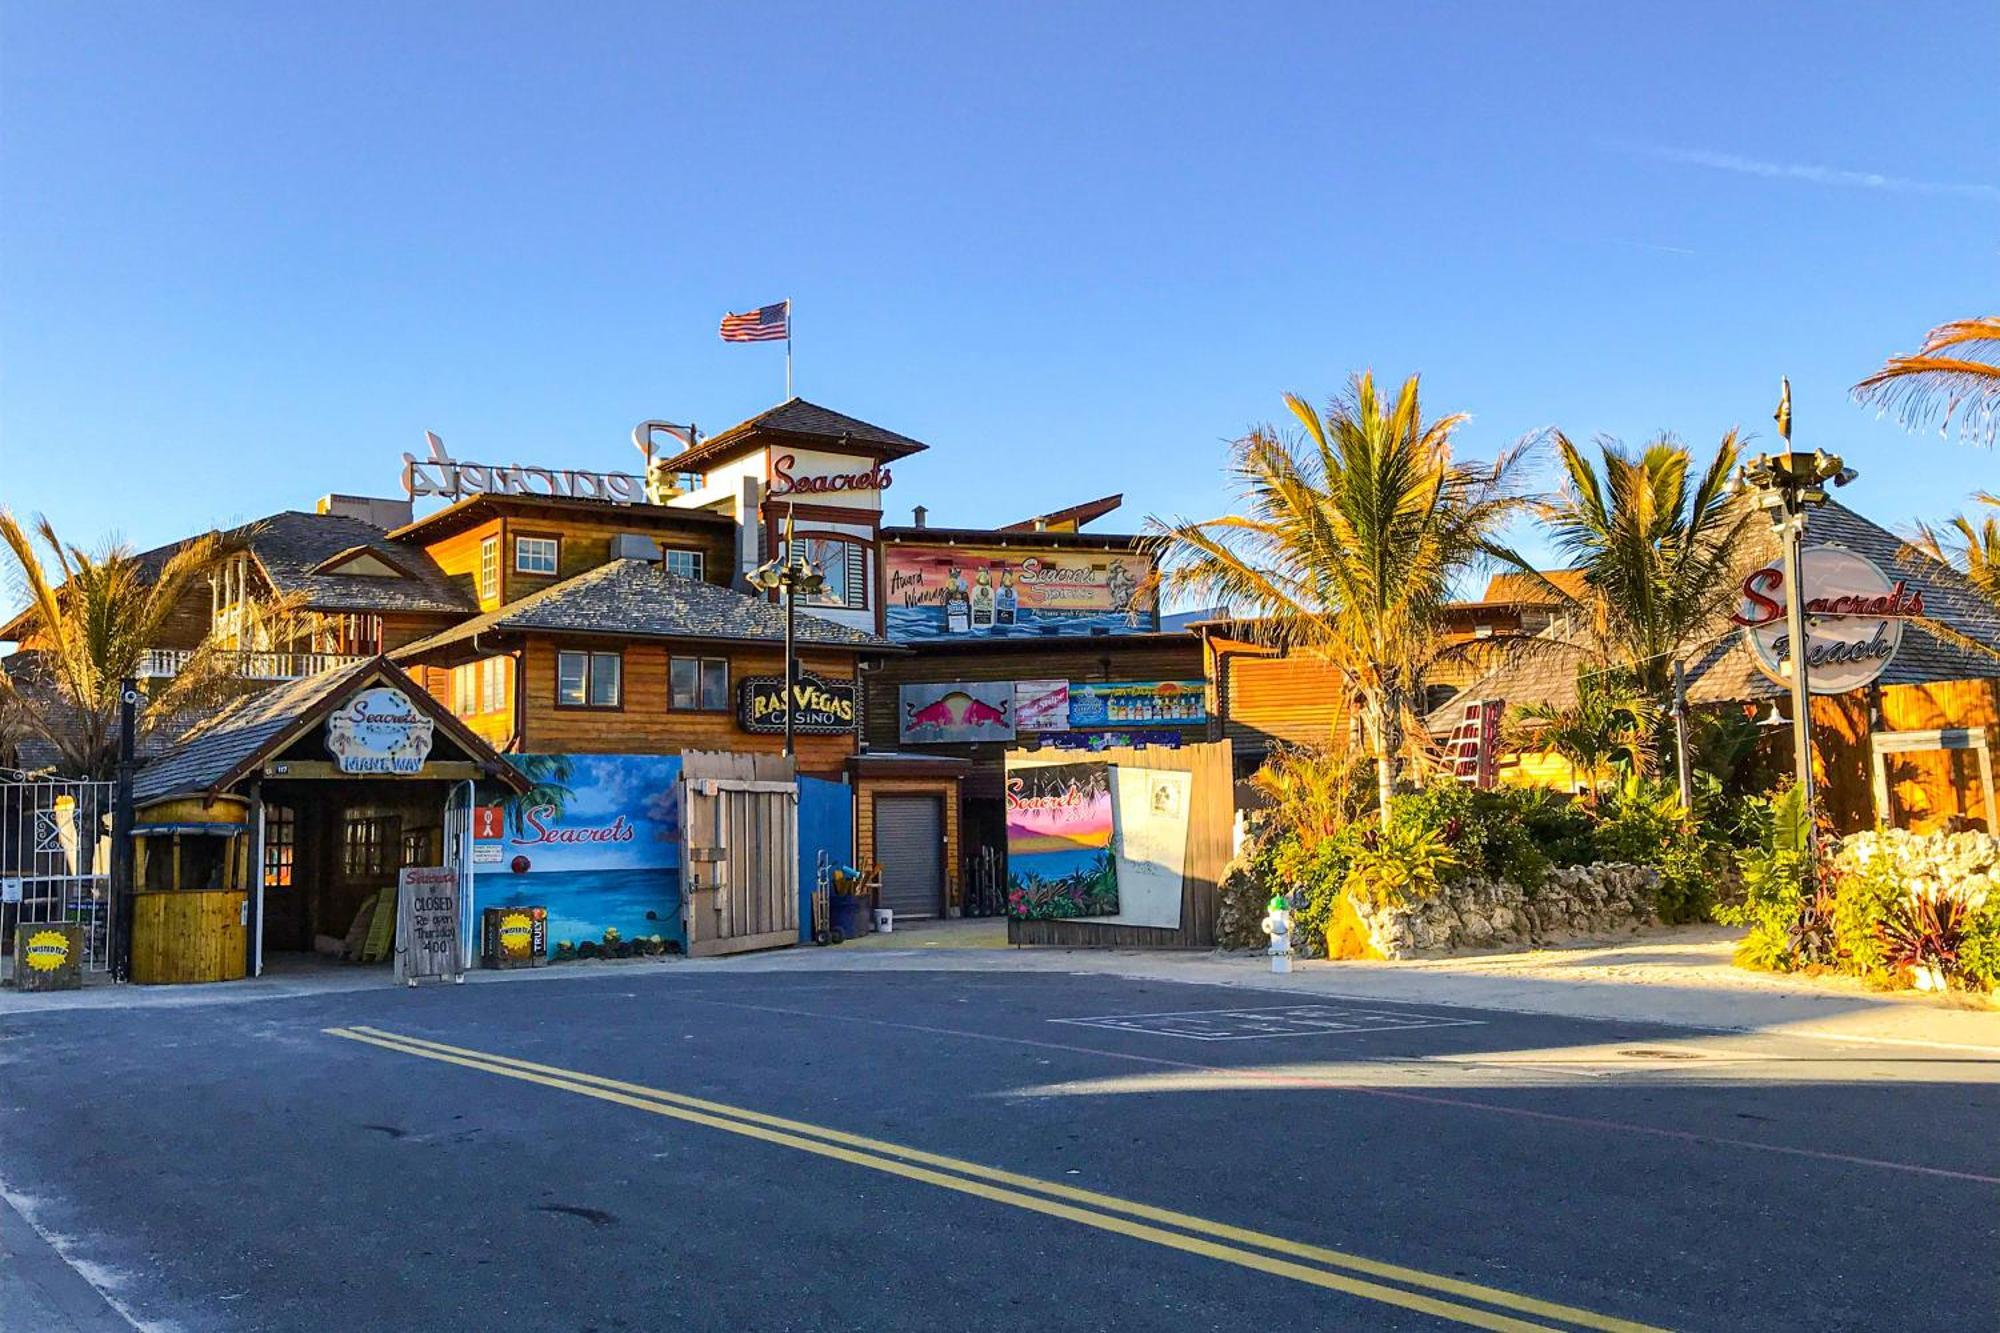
0;1185;142;1332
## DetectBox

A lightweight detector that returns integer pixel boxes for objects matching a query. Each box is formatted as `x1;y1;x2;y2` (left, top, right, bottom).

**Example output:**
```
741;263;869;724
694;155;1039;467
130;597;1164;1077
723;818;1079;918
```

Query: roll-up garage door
874;795;944;920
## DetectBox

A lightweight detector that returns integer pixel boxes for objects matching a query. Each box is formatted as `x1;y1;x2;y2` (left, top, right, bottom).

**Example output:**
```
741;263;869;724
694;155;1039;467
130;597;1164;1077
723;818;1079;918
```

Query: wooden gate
681;752;798;957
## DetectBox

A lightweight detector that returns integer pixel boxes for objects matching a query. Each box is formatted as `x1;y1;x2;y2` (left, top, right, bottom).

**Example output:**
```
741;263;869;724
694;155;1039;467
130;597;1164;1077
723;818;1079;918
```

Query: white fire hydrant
1262;893;1293;975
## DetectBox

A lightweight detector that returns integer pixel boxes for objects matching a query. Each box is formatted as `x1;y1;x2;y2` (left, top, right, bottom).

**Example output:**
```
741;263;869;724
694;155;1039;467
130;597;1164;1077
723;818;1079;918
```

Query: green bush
1592;780;1719;923
1344;822;1458;908
1717;786;1811;969
1388;784;1552;889
1961;907;2000;991
1829;860;1901;984
1256;828;1358;960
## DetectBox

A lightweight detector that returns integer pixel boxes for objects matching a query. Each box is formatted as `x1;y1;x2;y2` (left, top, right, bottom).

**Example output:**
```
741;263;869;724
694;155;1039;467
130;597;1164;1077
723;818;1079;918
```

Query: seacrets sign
768;451;893;499
1730;545;1919;694
403;431;649;505
326;687;437;773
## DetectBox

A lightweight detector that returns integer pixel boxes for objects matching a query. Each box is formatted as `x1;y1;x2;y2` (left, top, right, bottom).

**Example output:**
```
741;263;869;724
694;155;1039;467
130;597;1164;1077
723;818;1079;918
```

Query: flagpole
785;298;794;400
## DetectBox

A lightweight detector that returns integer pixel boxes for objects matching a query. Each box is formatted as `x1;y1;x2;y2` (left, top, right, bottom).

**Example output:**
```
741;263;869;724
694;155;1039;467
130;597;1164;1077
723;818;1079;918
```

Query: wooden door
682;752;799;957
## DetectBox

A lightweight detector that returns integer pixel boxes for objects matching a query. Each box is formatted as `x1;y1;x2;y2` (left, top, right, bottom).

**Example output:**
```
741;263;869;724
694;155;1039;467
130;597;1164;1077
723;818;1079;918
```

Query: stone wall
1351;863;1661;959
1833;829;1996;909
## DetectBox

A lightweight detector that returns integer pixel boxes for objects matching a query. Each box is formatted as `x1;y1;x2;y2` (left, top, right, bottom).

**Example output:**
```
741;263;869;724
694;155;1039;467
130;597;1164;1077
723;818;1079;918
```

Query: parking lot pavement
1;967;1995;1331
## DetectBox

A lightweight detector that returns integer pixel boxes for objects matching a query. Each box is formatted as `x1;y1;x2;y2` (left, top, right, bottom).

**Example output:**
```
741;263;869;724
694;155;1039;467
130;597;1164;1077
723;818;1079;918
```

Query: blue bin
830;893;871;942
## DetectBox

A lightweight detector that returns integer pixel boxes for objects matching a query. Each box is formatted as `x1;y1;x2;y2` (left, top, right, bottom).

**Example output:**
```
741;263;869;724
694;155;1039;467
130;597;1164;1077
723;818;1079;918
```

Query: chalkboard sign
396;866;462;986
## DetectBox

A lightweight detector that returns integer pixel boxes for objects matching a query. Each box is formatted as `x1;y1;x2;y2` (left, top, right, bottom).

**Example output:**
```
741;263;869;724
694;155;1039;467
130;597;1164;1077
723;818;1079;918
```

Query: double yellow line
326;1025;1668;1333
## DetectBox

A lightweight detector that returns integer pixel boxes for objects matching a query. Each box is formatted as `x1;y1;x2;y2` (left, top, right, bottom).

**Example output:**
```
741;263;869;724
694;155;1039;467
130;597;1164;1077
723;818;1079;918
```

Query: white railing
137;649;369;681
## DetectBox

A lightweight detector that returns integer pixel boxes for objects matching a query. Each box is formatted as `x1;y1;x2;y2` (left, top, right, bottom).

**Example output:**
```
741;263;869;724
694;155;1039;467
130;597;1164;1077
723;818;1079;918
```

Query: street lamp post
1736;379;1858;824
747;515;826;758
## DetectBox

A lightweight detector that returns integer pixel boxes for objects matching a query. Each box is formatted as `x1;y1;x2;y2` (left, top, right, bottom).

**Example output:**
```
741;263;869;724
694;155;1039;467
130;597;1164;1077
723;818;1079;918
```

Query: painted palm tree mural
1004;761;1119;920
501;753;576;837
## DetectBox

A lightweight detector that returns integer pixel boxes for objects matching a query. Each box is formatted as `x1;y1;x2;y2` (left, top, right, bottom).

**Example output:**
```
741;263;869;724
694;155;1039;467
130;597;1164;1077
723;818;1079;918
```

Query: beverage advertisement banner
1004;760;1119;919
475;754;684;949
883;544;1156;640
1013;679;1071;733
899;681;1016;743
1066;680;1206;728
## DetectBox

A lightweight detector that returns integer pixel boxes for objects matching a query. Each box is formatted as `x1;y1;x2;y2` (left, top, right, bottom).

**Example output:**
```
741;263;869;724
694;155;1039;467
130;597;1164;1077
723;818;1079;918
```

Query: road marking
672;994;2000;1186
327;1025;1666;1333
1054;1003;1485;1041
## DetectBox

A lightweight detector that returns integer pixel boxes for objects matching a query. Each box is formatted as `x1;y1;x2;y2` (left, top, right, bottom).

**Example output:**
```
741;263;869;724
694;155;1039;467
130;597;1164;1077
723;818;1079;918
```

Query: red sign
472;806;505;840
769;452;893;497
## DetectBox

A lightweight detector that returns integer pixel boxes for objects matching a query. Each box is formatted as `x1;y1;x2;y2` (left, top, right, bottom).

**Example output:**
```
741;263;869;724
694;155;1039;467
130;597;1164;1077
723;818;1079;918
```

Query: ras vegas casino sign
1730;545;1920;694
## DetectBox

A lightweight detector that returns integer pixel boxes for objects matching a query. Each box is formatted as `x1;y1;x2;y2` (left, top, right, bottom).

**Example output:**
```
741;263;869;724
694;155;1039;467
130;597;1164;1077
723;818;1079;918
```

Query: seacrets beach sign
1731;545;1920;694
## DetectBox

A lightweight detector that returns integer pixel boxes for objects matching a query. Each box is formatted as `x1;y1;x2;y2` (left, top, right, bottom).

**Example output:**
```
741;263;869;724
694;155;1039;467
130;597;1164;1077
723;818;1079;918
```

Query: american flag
719;300;790;343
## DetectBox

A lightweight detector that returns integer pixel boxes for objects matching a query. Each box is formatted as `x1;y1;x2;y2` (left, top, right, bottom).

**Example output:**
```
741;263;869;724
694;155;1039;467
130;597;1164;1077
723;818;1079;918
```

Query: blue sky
4;2;1996;600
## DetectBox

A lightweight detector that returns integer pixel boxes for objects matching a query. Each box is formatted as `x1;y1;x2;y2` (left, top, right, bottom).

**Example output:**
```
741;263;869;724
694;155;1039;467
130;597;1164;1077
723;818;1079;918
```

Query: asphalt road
0;965;1995;1331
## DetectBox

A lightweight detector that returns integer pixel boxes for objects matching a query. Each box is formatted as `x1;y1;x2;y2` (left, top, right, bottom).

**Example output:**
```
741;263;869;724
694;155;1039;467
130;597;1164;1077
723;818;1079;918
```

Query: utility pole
1670;658;1692;809
110;678;138;982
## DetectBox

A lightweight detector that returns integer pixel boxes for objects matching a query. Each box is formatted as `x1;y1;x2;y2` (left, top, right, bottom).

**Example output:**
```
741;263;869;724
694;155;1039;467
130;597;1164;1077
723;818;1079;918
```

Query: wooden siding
520;639;860;776
1006;740;1234;949
422;522;501;610
855;775;962;912
1218;651;1353;755
496;512;737;603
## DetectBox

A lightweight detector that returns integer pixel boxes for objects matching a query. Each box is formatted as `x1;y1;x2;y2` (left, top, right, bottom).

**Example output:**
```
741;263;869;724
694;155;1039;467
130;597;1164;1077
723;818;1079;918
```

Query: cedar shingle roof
131;659;380;803
660;398;930;474
1427;500;2000;729
242;511;472;615
1479;569;1589;605
390;558;895;661
131;657;521;804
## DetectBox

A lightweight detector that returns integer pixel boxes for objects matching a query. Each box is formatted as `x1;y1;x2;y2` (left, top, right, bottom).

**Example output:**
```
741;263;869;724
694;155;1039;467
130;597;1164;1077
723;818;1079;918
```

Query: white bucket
873;908;894;934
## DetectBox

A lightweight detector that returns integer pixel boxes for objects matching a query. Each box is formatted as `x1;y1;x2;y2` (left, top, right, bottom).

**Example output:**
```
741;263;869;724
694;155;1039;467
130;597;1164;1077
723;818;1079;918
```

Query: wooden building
1430;501;2000;834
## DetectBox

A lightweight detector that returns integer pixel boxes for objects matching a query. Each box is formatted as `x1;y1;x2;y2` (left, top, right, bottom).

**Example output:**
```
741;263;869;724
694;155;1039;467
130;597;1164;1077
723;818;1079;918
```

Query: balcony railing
137;649;370;682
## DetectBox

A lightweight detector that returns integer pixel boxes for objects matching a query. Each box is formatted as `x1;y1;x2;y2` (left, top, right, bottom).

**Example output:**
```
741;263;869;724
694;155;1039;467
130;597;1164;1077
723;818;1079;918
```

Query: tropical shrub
1717;785;1813;970
1592;779;1718;924
1387;783;1551;889
1343;823;1458;909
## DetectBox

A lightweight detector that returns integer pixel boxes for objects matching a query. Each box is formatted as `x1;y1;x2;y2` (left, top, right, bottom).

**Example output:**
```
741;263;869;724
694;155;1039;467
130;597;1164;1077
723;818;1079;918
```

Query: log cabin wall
519;639;862;778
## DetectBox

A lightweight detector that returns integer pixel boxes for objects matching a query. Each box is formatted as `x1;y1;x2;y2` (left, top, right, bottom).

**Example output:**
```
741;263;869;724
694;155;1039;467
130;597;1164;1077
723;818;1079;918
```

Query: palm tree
1912;493;2000;607
1501;431;1755;701
1854;316;2000;446
0;513;257;777
1147;372;1525;828
1505;668;1656;795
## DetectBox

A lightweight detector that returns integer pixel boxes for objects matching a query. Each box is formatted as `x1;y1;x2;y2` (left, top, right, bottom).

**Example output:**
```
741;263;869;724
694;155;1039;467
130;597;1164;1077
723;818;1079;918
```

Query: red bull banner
899;681;1016;744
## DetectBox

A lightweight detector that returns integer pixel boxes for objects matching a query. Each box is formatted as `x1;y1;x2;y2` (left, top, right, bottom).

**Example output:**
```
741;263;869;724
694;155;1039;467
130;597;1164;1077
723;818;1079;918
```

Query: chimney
318;494;414;530
911;505;927;529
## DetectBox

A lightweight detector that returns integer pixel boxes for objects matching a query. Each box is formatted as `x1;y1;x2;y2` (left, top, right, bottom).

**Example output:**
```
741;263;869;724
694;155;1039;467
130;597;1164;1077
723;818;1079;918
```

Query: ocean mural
475;753;684;949
1004;760;1118;920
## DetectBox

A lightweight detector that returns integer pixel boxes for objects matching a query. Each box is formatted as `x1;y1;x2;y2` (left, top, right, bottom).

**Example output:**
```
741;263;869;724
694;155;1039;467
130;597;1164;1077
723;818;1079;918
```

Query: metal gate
1;774;117;981
874;794;943;920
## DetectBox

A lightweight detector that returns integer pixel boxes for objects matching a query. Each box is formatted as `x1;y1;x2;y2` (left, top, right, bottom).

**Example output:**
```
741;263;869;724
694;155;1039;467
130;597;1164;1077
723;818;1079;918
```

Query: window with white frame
669;656;729;711
790;536;867;610
479;536;499;601
662;547;704;581
514;535;559;576
557;650;622;708
482;658;506;714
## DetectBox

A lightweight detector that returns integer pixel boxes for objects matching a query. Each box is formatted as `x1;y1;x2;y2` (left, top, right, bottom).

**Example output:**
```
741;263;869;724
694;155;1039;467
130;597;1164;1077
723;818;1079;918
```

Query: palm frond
1853;316;2000;445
